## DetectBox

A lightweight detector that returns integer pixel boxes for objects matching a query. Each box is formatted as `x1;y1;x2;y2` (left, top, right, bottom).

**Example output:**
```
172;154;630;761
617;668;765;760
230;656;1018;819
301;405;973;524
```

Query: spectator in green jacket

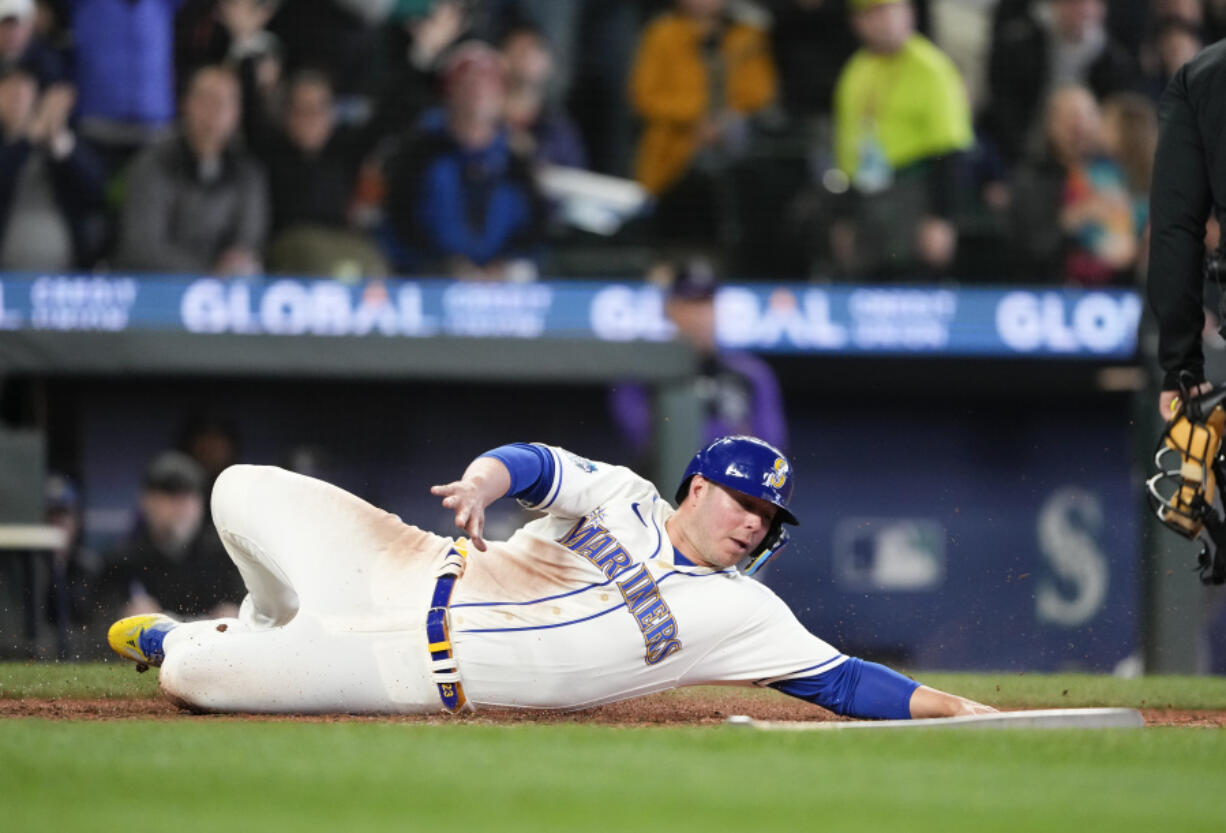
829;0;973;280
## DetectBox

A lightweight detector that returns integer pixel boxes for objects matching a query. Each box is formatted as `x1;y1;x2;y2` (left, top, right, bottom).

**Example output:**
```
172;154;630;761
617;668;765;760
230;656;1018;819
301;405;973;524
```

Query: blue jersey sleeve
478;443;555;505
769;658;919;720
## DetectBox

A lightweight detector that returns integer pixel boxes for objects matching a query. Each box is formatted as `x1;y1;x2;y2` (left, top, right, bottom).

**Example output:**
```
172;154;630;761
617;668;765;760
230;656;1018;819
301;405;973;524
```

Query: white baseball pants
158;464;453;713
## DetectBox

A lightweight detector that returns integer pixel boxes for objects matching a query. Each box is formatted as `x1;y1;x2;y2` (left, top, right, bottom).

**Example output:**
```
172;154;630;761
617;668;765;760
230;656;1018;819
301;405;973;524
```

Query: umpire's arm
1148;65;1215;401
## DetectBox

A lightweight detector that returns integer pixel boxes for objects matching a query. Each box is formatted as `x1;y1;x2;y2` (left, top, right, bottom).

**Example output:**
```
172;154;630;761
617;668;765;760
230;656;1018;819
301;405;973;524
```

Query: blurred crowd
0;0;1218;284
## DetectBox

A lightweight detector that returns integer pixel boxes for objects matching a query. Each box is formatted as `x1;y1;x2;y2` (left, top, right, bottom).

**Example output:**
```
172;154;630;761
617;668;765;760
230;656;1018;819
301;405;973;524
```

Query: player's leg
158;612;438;713
209;464;449;626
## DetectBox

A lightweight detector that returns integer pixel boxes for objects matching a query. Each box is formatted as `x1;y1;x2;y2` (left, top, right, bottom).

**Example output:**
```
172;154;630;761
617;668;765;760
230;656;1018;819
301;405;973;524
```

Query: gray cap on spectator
143;451;205;495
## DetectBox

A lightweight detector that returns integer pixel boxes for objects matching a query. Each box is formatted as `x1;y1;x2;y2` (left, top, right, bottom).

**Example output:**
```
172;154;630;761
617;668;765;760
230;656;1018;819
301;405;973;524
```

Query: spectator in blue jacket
0;65;106;269
382;40;545;279
70;0;183;175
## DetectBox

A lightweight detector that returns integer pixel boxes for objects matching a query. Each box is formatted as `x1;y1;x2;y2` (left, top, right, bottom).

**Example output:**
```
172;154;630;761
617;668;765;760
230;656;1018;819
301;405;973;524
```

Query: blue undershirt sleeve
769;658;920;720
478;443;554;505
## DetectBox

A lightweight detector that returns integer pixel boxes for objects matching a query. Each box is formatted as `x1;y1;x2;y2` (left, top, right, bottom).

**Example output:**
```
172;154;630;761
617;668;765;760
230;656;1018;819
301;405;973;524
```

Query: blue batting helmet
674;436;797;575
674;435;797;526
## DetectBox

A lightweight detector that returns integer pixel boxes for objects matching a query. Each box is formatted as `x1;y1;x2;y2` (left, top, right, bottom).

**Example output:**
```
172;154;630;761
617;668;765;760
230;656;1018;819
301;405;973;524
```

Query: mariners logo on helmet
766;457;788;490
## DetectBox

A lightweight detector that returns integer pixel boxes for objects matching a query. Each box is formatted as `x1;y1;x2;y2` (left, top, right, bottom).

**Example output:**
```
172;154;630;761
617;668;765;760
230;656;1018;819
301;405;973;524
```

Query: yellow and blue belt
427;542;470;713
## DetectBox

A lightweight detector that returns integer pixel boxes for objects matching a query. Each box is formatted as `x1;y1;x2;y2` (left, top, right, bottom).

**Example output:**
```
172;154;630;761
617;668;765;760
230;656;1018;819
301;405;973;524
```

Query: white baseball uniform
157;445;847;714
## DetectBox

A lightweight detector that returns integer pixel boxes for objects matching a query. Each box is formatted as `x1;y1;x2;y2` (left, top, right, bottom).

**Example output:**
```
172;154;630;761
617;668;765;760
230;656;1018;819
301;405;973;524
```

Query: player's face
688;477;776;570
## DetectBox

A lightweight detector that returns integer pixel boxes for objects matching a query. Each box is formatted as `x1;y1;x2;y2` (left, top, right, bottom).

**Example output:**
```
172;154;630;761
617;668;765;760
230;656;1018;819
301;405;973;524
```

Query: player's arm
431;443;555;551
908;683;996;718
770;658;995;720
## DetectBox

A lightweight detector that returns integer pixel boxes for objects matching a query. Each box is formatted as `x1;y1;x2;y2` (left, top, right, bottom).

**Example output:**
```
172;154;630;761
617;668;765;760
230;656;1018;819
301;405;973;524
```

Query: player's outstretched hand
950;697;998;717
431;479;489;551
430;456;512;553
909;685;997;719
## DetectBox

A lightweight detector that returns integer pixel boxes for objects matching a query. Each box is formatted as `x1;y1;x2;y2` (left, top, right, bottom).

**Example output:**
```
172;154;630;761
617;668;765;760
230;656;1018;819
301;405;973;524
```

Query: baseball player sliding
107;436;993;718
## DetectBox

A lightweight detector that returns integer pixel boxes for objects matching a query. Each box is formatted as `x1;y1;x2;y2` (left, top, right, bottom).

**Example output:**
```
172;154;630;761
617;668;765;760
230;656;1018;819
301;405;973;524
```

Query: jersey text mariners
447;443;844;710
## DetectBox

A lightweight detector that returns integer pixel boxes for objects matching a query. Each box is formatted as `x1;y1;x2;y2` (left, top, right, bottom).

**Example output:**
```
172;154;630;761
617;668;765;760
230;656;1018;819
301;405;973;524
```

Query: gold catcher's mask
1147;383;1226;584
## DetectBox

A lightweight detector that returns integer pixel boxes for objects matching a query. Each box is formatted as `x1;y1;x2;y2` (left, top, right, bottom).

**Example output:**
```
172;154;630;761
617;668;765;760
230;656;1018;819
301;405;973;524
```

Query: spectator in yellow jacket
629;0;777;198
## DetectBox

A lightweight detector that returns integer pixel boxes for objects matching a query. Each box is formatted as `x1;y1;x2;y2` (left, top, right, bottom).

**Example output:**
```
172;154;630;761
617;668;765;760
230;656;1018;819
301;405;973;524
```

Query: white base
727;708;1145;731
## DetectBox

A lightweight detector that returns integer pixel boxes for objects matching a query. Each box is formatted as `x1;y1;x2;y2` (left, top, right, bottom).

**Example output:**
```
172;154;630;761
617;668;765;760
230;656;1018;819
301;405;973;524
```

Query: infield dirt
3;692;1224;727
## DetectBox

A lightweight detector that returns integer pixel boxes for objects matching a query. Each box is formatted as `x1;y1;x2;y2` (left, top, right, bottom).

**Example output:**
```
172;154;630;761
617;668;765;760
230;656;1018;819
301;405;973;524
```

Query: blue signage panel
0;274;1142;359
767;402;1139;672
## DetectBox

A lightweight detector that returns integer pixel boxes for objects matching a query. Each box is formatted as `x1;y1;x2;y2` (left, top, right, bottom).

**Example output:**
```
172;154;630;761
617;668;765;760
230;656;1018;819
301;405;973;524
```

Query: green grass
2;664;1225;832
917;671;1226;709
0;660;159;699
1;720;1224;833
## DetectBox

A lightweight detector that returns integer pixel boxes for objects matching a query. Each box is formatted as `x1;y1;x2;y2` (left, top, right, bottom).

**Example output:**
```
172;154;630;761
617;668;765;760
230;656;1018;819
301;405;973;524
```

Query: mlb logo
833;517;946;592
